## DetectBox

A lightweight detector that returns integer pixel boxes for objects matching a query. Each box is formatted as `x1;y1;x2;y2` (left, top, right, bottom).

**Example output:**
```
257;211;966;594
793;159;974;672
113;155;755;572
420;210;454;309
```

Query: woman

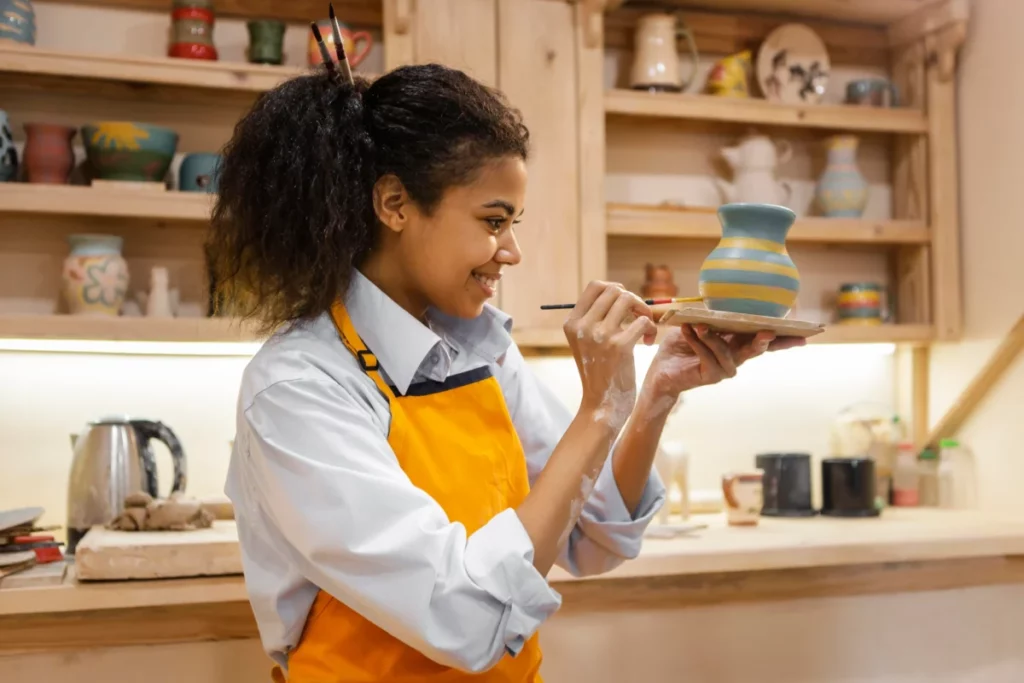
210;24;803;683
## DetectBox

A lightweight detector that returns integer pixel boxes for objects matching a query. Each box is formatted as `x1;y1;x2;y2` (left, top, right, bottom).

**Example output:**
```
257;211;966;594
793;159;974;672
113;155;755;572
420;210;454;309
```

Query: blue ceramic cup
845;78;900;107
178;153;221;193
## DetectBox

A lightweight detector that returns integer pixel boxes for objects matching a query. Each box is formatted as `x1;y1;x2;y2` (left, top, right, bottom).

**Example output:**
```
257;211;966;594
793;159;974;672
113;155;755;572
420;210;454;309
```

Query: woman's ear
373;174;410;234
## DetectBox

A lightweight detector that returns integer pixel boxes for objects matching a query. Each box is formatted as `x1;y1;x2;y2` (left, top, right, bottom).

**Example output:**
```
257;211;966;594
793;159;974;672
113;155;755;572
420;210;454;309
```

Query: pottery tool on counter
540;296;702;310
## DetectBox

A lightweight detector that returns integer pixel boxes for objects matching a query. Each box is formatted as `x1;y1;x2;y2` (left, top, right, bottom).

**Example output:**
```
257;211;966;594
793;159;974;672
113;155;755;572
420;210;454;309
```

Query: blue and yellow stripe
698;237;800;318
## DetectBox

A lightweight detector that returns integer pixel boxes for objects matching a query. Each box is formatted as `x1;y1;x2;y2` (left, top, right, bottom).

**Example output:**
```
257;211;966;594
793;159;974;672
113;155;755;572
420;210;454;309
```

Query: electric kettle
66;415;187;553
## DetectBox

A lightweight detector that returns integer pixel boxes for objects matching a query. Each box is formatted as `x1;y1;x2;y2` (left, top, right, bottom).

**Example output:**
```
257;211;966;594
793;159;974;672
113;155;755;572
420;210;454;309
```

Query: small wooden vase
641;264;677;298
698;203;800;318
62;234;130;316
23;123;76;184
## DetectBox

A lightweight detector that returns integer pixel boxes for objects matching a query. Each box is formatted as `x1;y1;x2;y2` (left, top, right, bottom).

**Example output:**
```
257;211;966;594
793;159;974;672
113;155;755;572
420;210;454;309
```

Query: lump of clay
107;490;215;531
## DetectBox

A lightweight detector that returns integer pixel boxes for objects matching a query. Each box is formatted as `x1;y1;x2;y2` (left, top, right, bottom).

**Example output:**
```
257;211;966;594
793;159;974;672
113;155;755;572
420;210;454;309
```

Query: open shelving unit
578;0;969;358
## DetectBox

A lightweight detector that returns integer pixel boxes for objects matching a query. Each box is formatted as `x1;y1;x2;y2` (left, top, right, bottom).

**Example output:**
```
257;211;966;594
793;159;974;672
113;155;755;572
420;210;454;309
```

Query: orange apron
276;301;544;683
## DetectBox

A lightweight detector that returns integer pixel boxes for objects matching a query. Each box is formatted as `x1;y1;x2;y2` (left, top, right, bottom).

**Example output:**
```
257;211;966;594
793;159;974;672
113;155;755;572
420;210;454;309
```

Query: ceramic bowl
178;152;222;193
81;122;179;183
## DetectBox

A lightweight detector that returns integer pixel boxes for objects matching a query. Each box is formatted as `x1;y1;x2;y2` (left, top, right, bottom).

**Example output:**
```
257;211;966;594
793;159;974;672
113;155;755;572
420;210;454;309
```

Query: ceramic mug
307;19;372;68
836;282;884;325
178;152;221;193
722;470;764;526
846;78;900;107
247;20;285;65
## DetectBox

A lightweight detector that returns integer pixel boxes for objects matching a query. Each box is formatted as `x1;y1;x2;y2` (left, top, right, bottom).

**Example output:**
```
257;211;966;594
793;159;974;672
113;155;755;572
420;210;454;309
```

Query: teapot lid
90;414;134;425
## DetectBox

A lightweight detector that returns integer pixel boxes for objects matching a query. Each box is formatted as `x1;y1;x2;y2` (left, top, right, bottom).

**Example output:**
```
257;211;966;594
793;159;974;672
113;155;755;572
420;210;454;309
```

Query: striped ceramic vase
698;203;800;318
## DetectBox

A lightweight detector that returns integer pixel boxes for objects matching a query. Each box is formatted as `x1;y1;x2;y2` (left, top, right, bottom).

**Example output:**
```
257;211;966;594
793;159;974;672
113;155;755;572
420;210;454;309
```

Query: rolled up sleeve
495;345;666;578
243;378;561;673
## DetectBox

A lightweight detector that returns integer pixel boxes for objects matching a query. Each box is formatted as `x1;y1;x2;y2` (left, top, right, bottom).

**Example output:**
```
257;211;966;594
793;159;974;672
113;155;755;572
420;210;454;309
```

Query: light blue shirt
225;270;665;673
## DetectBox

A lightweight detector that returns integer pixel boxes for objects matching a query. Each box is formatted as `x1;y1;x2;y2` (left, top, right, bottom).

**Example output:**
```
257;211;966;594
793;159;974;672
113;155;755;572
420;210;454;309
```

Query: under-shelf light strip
0;338;263;357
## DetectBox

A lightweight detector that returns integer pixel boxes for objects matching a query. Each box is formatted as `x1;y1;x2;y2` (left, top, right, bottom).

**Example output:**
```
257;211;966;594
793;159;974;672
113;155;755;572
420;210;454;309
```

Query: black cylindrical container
821;457;880;517
756;452;816;517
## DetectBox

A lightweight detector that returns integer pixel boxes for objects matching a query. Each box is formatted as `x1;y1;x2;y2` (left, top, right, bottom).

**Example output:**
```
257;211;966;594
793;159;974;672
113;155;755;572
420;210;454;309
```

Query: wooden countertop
2;508;1023;618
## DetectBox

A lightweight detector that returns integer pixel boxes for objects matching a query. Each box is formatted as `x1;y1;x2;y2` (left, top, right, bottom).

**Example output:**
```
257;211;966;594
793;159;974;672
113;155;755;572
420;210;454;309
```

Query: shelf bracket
581;0;603;49
391;0;413;35
925;22;968;83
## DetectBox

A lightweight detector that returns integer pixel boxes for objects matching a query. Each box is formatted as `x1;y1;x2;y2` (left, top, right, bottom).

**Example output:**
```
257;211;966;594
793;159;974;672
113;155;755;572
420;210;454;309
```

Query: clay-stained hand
563;281;658;431
642;323;807;398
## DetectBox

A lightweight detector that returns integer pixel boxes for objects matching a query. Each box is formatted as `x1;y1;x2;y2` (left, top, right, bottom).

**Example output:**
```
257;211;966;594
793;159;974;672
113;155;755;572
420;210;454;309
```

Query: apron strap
330;299;396;402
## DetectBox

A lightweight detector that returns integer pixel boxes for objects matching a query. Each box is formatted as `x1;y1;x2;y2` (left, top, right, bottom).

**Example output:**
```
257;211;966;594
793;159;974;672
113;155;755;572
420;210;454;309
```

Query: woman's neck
358;252;430;323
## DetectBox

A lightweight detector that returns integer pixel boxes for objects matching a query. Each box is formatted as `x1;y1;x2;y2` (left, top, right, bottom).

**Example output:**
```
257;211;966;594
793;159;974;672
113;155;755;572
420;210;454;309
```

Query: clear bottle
892;441;920;506
917;448;939;506
938;438;977;508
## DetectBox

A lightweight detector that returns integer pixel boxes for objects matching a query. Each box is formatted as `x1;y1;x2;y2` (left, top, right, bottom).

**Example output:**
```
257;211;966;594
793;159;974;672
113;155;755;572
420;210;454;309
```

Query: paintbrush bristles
310;22;337;78
328;3;355;85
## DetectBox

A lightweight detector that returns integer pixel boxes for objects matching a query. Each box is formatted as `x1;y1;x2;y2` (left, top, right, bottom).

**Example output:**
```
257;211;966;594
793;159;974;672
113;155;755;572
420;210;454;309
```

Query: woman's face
392;155;528;319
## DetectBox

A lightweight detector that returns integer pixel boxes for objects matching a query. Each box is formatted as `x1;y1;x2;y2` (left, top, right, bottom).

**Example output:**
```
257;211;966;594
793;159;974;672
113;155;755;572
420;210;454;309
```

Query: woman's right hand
563;281;658;431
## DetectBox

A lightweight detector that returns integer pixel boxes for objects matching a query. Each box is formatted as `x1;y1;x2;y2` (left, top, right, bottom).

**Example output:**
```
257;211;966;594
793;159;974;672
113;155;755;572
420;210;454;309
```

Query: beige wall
926;0;1024;514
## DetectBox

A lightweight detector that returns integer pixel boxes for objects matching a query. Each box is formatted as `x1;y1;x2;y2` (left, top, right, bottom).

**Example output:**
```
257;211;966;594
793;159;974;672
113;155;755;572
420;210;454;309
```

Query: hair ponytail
206;64;529;335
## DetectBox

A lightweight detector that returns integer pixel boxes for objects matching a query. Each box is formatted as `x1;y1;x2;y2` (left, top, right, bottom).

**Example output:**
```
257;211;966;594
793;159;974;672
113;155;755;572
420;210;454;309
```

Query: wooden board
74;521;242;581
659;306;825;338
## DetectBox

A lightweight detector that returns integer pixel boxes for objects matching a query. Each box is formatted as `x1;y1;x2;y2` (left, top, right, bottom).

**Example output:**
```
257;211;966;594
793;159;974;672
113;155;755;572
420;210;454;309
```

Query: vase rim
717;202;796;219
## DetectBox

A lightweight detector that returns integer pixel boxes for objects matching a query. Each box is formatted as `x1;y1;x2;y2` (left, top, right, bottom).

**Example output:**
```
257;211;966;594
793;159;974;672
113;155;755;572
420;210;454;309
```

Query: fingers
734;331;776;363
694;325;737;377
617;315;658;347
567;280;612;322
680;324;719;369
601;290;653;336
768;336;808;351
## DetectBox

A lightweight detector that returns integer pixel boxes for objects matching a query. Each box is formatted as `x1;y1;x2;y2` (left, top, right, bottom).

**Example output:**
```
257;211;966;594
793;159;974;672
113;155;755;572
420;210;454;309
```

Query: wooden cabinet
0;0;970;358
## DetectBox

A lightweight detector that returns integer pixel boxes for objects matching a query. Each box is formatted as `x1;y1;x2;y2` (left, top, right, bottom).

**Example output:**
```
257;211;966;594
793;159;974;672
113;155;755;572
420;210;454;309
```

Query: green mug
247;20;285;65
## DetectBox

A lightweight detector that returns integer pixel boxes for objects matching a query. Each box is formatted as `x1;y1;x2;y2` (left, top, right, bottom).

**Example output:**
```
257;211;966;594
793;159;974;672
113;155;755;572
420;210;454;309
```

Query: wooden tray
659;306;826;338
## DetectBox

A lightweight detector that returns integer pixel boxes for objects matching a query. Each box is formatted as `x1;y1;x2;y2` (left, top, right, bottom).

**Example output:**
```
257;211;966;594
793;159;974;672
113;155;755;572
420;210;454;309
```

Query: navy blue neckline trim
390;365;493;398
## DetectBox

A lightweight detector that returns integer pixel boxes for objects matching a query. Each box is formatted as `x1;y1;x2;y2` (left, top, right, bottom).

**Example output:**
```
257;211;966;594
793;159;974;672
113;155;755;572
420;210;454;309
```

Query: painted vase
61;234;130;316
815;135;868;218
0;0;36;45
168;0;217;61
23;123;76;184
178;152;221;192
698;203;800;318
307;18;372;68
836;282;883;325
0;109;17;182
247;20;285;65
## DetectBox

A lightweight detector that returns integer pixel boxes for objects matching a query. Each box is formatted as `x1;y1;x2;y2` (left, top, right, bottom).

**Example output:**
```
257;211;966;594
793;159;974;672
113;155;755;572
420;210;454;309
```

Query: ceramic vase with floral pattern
0;109;16;182
62;234;129;316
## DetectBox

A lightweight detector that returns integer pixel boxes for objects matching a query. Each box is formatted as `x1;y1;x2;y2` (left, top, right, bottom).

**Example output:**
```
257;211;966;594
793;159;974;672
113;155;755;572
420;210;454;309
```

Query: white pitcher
715;134;792;206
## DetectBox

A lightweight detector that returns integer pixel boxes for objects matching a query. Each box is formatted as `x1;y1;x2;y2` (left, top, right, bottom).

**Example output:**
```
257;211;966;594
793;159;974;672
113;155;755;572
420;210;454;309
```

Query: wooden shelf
0;43;309;95
610;0;940;27
604;89;928;134
0;315;261;343
52;0;383;26
512;322;934;352
0;184;213;223
606;203;930;245
816;323;933;345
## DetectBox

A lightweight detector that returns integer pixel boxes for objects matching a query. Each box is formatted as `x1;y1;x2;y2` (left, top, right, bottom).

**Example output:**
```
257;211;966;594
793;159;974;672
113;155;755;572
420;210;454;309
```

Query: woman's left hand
642;323;807;399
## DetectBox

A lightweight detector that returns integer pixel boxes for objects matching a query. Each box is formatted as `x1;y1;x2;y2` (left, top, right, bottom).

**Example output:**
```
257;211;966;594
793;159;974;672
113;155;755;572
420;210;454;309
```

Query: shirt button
429;352;440;365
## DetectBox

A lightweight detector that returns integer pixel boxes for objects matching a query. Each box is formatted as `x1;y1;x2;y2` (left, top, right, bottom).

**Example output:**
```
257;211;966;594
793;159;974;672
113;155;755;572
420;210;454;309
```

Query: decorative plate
756;23;830;104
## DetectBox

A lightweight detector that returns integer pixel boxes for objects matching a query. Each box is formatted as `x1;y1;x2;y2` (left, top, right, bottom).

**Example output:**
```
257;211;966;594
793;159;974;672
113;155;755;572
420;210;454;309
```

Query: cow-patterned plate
757;23;830;104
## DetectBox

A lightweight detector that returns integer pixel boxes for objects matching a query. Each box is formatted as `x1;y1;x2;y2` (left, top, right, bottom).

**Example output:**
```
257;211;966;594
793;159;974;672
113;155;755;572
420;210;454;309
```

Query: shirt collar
343;270;514;394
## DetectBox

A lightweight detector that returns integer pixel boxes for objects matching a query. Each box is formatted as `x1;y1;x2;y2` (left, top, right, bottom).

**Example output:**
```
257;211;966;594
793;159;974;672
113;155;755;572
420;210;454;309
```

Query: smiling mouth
472;271;501;297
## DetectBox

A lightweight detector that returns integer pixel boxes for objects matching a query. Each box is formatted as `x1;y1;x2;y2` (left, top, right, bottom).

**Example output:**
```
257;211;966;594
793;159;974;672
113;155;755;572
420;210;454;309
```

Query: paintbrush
540;296;702;310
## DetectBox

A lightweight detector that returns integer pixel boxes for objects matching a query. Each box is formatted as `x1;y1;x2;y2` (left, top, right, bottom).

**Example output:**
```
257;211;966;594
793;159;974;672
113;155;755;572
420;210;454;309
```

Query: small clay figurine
641;263;678;298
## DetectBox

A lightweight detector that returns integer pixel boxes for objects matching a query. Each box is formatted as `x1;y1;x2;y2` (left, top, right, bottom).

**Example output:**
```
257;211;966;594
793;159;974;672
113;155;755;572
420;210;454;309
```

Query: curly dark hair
206;63;530;335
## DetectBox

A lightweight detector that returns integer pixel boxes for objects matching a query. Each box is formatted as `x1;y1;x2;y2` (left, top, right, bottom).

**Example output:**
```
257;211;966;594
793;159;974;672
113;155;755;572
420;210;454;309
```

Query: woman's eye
485;217;505;231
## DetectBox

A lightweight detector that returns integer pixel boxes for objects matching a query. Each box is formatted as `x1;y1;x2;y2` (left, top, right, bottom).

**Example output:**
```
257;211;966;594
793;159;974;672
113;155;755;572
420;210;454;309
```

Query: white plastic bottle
938;438;977;508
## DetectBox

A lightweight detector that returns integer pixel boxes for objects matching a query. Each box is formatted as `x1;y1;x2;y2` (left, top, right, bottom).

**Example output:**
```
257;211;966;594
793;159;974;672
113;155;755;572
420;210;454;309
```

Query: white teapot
715;134;792;206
